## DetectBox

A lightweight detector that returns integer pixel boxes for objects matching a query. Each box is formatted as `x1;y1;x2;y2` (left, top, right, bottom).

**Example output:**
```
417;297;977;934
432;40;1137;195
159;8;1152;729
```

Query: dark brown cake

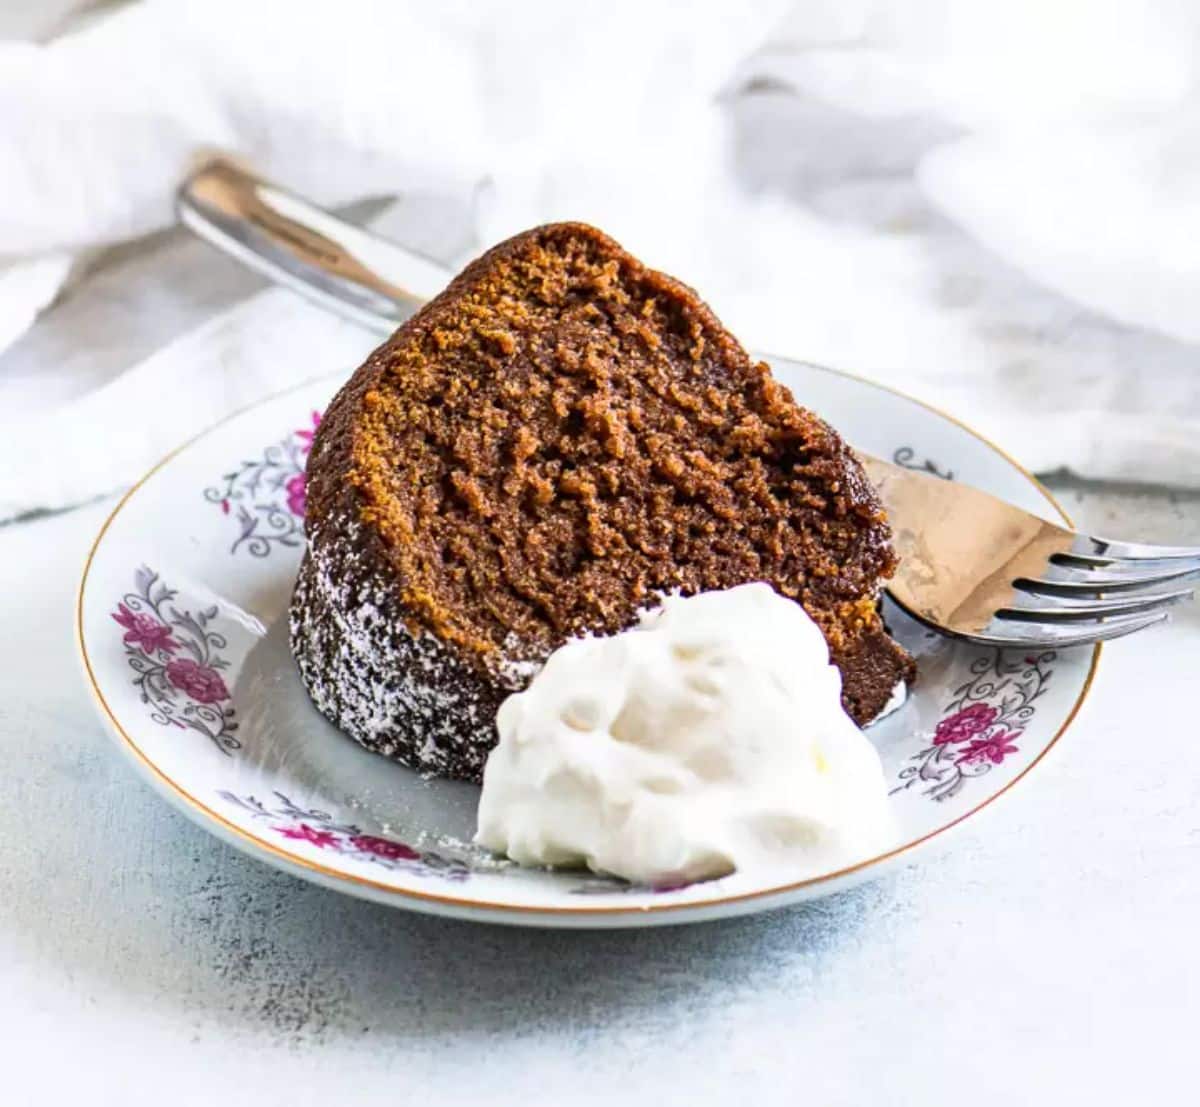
291;222;915;782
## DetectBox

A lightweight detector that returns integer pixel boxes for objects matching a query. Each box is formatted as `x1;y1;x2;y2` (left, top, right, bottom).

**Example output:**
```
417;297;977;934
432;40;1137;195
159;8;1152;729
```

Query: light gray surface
1;478;1196;1105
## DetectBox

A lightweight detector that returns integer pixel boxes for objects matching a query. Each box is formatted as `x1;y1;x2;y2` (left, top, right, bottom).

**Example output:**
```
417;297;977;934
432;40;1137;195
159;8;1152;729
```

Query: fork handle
176;159;452;334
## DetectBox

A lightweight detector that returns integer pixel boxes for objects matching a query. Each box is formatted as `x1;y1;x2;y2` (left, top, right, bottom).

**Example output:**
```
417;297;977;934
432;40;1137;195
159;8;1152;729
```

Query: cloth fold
2;0;1199;522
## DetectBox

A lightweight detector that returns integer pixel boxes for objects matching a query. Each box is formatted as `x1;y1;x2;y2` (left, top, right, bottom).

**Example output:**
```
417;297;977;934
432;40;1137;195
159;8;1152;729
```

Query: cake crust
292;222;915;782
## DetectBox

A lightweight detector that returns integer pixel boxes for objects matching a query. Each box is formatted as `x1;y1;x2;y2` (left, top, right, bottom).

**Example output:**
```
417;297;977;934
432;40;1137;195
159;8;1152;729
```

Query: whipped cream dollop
474;583;896;886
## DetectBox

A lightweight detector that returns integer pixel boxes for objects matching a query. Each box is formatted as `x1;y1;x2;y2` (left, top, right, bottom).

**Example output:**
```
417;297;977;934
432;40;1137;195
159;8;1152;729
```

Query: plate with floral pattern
76;358;1099;928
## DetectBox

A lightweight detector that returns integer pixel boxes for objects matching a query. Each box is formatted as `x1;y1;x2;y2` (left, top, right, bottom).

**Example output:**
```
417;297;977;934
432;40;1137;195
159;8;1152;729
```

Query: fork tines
998;538;1198;644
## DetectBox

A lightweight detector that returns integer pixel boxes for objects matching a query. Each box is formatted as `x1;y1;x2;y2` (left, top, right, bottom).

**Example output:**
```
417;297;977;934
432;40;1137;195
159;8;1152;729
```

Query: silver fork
860;457;1197;647
177;159;1198;649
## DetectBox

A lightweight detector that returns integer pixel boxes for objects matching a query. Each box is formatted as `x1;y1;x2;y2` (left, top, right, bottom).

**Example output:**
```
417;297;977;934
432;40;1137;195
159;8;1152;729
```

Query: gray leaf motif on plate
892;445;955;481
203;410;321;557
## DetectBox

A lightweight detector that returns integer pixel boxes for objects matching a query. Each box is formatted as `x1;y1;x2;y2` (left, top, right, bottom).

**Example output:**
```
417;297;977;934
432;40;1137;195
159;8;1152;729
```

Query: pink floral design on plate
277;823;342;849
893;650;1054;801
113;566;239;754
284;472;308;518
932;702;998;746
205;410;322;557
113;602;181;655
956;731;1022;766
349;834;421;862
219;791;469;881
294;410;320;453
164;657;231;704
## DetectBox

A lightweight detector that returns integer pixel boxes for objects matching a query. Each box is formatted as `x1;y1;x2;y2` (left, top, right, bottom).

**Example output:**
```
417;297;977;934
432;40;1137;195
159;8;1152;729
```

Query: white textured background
2;3;1200;1102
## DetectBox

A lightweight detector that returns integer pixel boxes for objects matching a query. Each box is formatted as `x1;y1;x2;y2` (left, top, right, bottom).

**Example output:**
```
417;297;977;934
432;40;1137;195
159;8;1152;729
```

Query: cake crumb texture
295;222;915;781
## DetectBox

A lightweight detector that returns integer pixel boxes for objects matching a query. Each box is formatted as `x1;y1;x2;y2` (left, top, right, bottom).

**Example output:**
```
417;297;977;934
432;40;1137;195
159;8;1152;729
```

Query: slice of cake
291;223;915;782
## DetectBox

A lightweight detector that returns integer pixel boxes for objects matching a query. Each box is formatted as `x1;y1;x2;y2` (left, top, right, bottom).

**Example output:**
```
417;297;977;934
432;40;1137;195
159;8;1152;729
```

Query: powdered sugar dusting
493;631;544;686
289;513;518;781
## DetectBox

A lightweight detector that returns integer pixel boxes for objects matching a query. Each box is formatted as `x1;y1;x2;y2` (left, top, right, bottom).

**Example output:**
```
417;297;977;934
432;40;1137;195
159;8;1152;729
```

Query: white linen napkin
2;0;1199;523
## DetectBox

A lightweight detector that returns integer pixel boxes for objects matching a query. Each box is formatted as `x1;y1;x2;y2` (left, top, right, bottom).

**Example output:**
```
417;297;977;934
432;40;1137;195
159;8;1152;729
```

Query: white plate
77;358;1099;928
